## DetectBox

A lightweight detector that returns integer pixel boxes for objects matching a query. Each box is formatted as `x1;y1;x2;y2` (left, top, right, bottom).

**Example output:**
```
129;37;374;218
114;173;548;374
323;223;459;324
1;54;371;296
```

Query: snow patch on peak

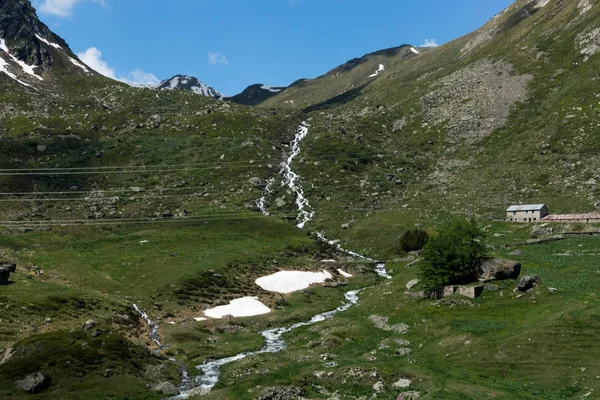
34;34;89;73
369;63;385;78
35;34;62;49
0;57;34;88
0;39;43;81
410;47;420;54
157;75;222;99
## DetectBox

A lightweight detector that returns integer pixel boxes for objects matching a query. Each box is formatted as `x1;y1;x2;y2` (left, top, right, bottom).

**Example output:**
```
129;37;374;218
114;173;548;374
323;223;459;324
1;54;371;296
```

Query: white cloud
37;0;105;17
76;47;159;87
77;47;115;78
420;38;439;48
121;70;160;87
208;52;229;66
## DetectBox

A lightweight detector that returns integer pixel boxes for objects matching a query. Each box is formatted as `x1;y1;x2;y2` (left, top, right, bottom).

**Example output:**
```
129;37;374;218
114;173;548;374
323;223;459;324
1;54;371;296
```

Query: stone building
506;204;549;223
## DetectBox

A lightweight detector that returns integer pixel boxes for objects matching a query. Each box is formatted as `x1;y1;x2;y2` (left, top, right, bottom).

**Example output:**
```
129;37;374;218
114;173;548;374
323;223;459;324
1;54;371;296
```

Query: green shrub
419;218;487;291
400;228;429;252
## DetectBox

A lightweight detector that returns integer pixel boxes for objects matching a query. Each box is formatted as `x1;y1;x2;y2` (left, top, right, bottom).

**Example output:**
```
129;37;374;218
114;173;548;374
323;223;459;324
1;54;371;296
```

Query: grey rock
82;319;96;331
162;209;173;218
517;275;541;292
477;258;521;282
249;177;266;188
15;372;51;394
152;382;180;396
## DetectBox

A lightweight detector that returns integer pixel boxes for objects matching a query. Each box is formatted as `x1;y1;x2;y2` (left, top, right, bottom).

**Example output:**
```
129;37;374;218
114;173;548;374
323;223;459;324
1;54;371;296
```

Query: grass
203;233;600;399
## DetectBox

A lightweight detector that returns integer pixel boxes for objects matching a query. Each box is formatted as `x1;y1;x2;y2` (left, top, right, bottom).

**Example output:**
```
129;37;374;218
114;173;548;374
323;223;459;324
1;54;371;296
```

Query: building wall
506;206;549;223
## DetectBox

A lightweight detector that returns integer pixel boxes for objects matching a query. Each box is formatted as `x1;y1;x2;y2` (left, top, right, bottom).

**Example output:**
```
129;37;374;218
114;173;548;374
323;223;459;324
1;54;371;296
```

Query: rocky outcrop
0;0;73;69
369;315;409;333
15;372;51;394
477;258;521;282
256;386;305;400
421;60;532;143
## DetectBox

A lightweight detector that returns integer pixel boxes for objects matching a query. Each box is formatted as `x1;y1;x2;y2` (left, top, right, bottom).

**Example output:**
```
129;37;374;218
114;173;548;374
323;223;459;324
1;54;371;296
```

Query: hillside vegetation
0;0;599;398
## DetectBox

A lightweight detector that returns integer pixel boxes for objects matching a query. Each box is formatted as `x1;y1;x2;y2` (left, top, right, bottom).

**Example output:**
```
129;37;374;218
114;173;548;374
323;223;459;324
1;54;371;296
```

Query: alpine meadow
0;0;599;399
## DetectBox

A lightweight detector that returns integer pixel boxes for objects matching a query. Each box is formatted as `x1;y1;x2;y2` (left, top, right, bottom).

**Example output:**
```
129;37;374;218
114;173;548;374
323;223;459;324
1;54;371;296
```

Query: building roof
507;204;547;212
543;214;600;221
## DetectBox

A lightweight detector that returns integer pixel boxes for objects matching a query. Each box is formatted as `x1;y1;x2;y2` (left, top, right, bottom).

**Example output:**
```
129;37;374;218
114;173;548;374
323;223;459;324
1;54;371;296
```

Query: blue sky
34;0;514;95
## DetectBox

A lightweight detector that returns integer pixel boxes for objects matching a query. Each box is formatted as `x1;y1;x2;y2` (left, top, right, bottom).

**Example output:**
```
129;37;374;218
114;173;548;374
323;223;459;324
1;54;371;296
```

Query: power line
0;153;393;175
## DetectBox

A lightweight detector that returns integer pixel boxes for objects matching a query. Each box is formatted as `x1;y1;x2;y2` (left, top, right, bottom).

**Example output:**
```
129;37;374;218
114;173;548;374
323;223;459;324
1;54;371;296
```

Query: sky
33;0;514;95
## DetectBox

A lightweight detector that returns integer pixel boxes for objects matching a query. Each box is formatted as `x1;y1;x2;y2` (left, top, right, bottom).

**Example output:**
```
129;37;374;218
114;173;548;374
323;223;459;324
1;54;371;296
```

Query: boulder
0;262;16;285
15;372;51;394
393;378;412;388
162;209;173;218
152;382;180;396
517;275;541;292
82;319;96;331
477;258;521;282
249;177;266;188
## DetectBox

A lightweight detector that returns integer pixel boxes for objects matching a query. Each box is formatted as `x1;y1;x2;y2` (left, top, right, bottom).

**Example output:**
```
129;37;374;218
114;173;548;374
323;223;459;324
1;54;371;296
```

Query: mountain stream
135;122;390;397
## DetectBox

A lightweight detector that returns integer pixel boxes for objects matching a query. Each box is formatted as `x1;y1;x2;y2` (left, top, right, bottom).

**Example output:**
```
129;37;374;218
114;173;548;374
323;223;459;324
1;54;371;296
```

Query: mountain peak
156;74;222;99
0;0;91;88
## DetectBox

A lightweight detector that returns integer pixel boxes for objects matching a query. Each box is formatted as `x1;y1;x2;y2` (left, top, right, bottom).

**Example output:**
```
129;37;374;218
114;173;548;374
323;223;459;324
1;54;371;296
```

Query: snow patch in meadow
255;270;332;294
204;297;270;319
337;269;352;278
193;317;208;322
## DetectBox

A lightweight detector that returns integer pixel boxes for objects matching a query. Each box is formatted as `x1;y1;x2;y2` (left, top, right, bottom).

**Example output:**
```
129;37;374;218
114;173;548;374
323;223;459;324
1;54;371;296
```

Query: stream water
135;122;390;396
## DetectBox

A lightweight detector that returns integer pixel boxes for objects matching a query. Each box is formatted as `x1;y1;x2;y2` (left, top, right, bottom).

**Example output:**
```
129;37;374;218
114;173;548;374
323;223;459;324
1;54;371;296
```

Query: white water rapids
133;122;390;396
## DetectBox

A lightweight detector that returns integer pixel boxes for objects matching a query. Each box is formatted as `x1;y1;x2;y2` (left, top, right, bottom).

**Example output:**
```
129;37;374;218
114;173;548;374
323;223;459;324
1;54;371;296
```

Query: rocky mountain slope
0;0;91;89
155;74;222;98
0;0;599;399
260;44;425;110
227;83;287;106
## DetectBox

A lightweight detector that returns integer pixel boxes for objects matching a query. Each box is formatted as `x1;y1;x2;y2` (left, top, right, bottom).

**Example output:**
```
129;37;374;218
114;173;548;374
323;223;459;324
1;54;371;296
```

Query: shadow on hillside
303;84;367;113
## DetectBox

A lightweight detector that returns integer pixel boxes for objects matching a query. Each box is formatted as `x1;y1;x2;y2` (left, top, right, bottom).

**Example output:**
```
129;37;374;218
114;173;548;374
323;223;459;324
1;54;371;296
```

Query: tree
418;218;487;291
400;228;429;253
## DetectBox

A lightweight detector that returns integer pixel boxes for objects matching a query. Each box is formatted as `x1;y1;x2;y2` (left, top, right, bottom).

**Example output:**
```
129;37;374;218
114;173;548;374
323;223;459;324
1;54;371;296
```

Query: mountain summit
156;75;222;98
0;0;90;87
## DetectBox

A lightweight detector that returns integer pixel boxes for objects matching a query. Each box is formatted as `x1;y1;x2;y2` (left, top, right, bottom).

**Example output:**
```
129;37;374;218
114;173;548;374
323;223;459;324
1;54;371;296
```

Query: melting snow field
410;47;420;54
203;297;270;319
337;269;353;278
369;63;385;77
255;270;333;294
